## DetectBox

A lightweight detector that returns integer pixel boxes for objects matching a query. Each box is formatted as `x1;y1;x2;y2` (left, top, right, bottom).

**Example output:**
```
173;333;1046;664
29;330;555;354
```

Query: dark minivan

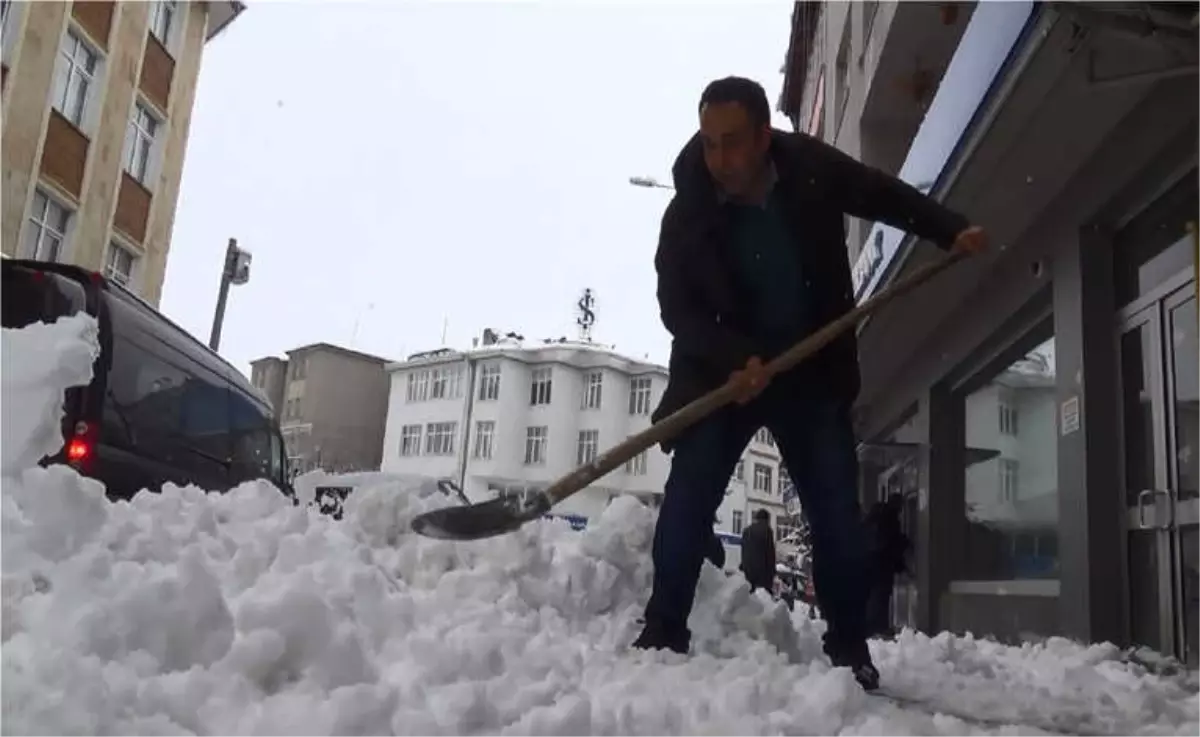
2;259;290;500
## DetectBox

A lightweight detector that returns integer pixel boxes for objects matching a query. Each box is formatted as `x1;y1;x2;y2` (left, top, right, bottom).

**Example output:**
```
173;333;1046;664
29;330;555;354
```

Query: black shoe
631;618;690;655
824;635;880;691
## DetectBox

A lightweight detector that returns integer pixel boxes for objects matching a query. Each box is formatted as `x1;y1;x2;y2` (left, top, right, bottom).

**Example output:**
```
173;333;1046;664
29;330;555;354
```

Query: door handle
1138;489;1175;530
1138;489;1155;528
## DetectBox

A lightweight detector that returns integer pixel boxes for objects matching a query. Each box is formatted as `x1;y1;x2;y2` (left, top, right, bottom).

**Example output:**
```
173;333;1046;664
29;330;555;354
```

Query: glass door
1163;285;1197;665
1117;268;1197;664
1118;305;1172;654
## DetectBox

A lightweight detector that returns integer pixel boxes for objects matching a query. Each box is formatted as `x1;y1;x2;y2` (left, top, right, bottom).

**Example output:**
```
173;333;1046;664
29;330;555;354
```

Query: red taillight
66;421;92;463
66;438;90;462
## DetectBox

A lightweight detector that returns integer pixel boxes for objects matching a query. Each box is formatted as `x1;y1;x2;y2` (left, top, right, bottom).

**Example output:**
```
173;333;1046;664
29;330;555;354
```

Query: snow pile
2;315;1198;735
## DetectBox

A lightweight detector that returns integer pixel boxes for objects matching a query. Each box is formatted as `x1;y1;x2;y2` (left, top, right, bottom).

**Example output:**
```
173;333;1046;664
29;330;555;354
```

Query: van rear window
1;266;87;329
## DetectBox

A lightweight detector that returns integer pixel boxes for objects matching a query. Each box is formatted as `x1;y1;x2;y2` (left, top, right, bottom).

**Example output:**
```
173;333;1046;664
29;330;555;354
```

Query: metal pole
457;356;478;493
209;238;236;351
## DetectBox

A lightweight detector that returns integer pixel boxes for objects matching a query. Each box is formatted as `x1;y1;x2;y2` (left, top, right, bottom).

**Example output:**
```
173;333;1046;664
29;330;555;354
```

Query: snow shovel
411;250;968;541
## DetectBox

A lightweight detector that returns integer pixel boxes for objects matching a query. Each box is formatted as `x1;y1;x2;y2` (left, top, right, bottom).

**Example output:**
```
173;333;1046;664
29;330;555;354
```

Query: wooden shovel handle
543;250;968;507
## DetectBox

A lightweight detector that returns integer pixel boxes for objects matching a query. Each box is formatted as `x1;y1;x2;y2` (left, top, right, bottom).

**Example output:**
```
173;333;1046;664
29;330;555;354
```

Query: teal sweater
726;191;811;356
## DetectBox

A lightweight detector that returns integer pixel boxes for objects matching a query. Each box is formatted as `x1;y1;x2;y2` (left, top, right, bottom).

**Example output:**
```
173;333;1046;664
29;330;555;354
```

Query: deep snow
1;314;1197;735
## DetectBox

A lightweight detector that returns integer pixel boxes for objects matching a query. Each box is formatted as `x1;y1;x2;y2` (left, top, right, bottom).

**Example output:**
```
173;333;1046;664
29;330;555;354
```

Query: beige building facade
250;343;394;476
1;0;243;306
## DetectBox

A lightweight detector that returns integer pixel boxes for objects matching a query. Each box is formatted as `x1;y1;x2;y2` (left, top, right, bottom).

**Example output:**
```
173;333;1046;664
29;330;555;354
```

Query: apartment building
379;330;790;557
250;343;392;476
1;0;243;305
779;1;1197;663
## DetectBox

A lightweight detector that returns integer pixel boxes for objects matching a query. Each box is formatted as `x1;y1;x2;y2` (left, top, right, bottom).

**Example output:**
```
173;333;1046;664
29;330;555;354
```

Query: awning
852;0;1043;303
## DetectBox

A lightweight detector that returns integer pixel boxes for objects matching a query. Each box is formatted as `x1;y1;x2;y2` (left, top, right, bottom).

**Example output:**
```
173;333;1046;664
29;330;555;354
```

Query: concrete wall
298;350;390;472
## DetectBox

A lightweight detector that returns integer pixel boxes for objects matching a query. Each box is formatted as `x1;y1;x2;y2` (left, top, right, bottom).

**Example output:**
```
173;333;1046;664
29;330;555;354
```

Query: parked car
2;259;290;500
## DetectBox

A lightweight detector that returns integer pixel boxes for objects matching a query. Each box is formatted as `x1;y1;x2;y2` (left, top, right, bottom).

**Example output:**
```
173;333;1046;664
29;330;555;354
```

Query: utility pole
208;237;252;352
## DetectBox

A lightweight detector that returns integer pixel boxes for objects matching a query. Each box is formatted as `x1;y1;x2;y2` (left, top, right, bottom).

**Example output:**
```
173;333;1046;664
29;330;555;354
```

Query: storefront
850;2;1198;664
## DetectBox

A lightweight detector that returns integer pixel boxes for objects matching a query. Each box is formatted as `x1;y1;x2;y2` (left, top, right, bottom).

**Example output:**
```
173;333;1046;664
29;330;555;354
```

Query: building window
478;363;500;401
961;331;1057;581
473;420;494;460
530;367;552;406
754;428;775;447
430;367;461;400
123;102;159;185
734;459;745;482
753;463;773;494
582;371;602;410
2;0;25;66
399;424;422;457
999;458;1019;504
731;510;744;535
53;30;98;128
576;429;599;466
104;242;136;286
624;450;648;476
629;376;652;415
999;400;1019;436
424;421;456;456
23;190;70;261
776;514;796;542
779;465;794;498
406;369;430;402
524;426;548;465
862;0;879;50
289;356;307;380
149;1;176;46
834;16;852;137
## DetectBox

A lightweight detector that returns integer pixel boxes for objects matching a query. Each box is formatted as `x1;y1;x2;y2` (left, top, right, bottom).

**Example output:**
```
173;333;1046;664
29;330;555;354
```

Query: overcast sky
161;1;796;375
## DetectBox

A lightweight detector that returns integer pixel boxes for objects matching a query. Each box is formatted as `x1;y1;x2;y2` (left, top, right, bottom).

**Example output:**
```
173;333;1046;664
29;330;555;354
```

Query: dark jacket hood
669;128;799;204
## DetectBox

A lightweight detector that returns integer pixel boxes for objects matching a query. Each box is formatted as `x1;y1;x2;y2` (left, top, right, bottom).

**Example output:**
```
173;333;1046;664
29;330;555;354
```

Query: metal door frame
1115;267;1196;660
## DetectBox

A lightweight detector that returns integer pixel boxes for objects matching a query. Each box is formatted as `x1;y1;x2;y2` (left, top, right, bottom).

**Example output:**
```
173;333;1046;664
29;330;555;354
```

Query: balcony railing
850;0;1039;302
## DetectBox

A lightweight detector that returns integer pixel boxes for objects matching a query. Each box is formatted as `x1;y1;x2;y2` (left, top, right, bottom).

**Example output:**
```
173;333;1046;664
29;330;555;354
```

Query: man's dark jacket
651;129;970;432
739;519;776;589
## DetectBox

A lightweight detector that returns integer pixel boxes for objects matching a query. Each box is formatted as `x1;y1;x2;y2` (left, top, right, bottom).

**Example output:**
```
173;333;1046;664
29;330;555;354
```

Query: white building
379;330;791;565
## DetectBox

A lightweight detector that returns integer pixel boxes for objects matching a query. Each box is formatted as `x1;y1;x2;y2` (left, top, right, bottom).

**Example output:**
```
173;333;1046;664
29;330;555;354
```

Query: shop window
961;333;1058;581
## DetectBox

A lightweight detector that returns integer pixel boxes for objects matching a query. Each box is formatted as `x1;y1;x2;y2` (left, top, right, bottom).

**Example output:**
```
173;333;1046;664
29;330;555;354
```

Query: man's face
699;101;770;197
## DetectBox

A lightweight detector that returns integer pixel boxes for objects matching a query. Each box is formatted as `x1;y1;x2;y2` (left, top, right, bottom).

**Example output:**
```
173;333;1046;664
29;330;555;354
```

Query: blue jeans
644;383;869;646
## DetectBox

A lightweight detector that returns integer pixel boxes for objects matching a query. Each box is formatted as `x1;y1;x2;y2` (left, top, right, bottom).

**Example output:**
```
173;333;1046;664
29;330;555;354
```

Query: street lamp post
629;175;674;191
208;237;252;352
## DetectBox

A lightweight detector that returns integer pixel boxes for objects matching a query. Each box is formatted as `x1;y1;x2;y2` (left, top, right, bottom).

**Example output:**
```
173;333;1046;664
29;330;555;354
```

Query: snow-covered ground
2;314;1198;735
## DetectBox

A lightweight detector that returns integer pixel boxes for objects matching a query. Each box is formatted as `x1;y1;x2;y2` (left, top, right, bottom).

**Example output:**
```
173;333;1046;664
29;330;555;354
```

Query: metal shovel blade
411;494;551;541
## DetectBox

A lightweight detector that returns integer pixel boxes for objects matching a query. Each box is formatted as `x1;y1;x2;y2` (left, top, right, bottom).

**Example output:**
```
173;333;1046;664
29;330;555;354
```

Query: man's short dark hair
699;76;771;128
754;508;770;523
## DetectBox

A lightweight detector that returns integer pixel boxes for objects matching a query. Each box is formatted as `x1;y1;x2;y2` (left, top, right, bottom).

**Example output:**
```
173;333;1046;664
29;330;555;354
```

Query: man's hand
952;225;988;254
728;356;770;405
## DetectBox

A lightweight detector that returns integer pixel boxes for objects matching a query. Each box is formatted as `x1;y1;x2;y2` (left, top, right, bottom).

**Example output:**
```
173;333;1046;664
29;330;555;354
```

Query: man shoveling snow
632;76;987;692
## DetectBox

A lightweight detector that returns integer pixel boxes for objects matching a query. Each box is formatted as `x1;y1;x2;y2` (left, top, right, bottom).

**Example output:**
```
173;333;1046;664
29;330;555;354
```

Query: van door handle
1137;489;1155;529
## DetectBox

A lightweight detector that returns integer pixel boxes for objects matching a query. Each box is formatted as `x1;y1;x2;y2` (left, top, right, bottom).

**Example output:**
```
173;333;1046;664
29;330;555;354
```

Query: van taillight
67;421;93;464
66;438;90;462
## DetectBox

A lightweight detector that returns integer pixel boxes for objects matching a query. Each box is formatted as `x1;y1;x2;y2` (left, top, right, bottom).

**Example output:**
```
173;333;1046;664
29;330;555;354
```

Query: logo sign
851;229;884;298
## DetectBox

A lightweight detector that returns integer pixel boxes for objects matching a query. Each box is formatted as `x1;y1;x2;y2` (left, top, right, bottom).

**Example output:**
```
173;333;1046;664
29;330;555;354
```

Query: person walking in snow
738;509;776;595
630;76;986;692
864;493;912;638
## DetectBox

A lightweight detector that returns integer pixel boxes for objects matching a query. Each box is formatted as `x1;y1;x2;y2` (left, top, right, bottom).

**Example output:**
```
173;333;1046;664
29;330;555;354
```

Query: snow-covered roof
386;336;667;376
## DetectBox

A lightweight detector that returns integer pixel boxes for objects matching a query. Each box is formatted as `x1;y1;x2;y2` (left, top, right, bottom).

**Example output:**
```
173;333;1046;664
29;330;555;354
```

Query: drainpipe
456;355;478;494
